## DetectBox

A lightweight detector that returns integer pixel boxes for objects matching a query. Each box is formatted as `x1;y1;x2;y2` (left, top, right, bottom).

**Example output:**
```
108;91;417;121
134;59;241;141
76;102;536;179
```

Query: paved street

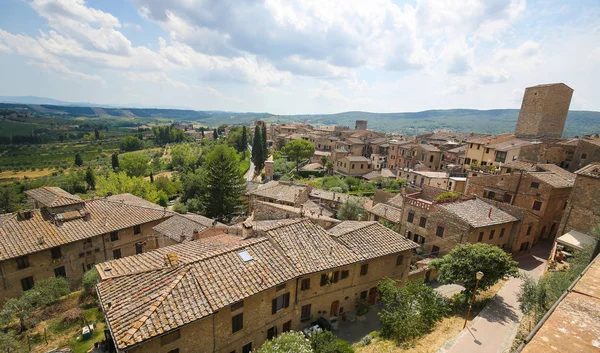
438;243;550;353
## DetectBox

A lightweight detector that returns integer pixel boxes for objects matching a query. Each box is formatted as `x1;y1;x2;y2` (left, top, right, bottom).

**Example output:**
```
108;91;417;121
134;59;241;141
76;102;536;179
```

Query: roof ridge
121;266;190;345
184;237;267;266
95;198;175;214
260;218;307;232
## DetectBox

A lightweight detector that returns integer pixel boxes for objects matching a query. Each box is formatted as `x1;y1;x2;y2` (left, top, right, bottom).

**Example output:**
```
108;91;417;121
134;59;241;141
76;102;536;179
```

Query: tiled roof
0;198;172;261
25;187;82;208
153;213;226;243
418;144;441;152
97;235;298;350
347;138;365;145
530;172;575;188
249;181;309;203
344;156;370;162
446;145;467;154
467;133;514;145
329;221;418;258
440;199;518;228
485;138;533;151
535;164;575;180
309;189;364;204
387;194;404;208
107;193;164;210
263;219;361;274
502;160;538;172
368;203;403;223
575;163;600;179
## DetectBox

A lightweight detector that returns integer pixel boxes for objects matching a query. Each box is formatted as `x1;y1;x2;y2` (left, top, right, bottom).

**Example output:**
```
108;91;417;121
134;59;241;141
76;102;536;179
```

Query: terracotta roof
440;199;518;228
0;198;172;261
368;203;403;223
467;133;514;145
575;163;600;179
347;138;365;145
25;187;82;208
387;194;404;208
153;213;226;243
529;172;575;188
263;219;361;274
485;138;534;151
329;221;418;258
107;193;164;210
344;156;370;162
502;160;538;172
446;145;467;154
535;164;575;180
249;181;309;203
97;235;298;350
418;144;441;152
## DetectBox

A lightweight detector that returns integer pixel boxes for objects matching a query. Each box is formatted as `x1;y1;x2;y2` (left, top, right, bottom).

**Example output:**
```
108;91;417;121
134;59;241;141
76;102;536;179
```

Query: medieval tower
514;83;573;139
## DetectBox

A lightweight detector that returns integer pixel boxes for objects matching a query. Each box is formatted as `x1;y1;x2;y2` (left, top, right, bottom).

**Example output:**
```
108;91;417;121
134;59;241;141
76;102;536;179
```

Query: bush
309;330;354;353
434;191;460;202
257;331;313;353
61;308;84;326
296;170;325;178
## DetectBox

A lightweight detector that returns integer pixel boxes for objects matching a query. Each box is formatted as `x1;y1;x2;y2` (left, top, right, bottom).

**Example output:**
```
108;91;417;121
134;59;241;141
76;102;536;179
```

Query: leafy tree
200;126;205;137
252;126;265;172
273;158;295;180
321;155;328;168
154;176;182;196
111;152;120;170
431;243;519;303
261;123;268;161
85;166;96;190
172;199;188;214
185;145;246;222
120;153;150;177
120;135;143;152
337;199;365;220
321;176;349;192
309;330;354;353
213;128;218;140
282;138;315;171
517;275;548;323
241;126;248;158
149;171;154;183
74;153;83;167
326;161;334;176
152;125;186;145
81;267;100;300
0;186;20;213
217;123;228;135
257;331;313;353
64;170;87;194
378;278;449;345
0;330;23;352
94;128;100;140
345;177;362;191
96;172;166;204
171;143;200;172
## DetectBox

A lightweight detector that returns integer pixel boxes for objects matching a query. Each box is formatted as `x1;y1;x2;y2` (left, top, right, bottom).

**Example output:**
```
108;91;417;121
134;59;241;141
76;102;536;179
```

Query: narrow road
245;145;255;182
438;244;550;353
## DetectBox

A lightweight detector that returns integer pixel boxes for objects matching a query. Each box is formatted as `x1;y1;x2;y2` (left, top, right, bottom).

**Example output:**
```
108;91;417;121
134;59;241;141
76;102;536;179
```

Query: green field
0;120;36;136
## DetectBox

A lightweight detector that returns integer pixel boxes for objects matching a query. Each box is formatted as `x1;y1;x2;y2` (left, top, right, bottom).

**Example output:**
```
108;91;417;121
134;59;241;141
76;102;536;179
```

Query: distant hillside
0;102;599;137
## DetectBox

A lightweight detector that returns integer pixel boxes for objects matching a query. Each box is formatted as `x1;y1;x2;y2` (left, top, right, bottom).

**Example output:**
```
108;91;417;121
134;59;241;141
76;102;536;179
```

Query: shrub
61;308;84;326
309;330;354;353
434;191;460;202
257;331;313;353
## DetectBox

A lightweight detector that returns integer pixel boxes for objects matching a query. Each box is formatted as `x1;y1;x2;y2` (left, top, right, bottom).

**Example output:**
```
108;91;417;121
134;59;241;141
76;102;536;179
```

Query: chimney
488;207;492;218
193;228;200;240
300;204;304;216
384;207;388;217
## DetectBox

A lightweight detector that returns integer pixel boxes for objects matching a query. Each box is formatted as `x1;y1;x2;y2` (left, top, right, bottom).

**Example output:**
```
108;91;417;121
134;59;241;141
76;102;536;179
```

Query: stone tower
355;120;368;130
515;83;573;139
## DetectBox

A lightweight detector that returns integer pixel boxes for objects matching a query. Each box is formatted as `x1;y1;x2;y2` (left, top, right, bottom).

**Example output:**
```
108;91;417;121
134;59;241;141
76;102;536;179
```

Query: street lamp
463;271;484;329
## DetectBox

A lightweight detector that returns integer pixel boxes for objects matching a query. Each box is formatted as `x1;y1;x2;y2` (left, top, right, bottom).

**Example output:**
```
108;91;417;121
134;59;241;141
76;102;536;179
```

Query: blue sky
0;0;598;114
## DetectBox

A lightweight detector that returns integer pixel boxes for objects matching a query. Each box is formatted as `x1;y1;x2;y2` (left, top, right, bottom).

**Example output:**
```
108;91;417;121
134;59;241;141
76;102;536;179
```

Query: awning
556;230;597;251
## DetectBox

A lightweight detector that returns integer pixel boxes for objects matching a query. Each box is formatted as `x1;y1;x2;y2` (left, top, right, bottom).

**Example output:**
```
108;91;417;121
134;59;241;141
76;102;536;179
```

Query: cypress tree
261;123;268;161
213;129;218;140
85;167;96;190
111;152;119;170
241;126;248;159
74;153;83;167
198;145;246;222
252;126;264;172
149;171;154;183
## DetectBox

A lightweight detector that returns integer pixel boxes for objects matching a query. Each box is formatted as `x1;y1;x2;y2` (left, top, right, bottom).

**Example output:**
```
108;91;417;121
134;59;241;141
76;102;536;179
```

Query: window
429;155;434;163
500;228;505;237
485;148;490;153
50;246;62;260
481;161;487;166
360;291;367;300
135;242;144;254
301;304;311;321
532;201;542;211
231;301;244;311
495;151;507;163
301;278;310;291
436;226;444;237
242;343;252;353
271;293;290;314
134;225;141;234
563;201;568;210
360;164;364;169
16;256;29;270
476;144;480;150
582;153;587;159
470;143;473;148
160;330;180;346
407;212;414;223
54;266;66;278
419;217;427;228
267;326;278;340
360;264;369;276
112;249;122;259
21;276;34;291
341;270;349;279
478;232;484;242
320;274;328;286
332;271;340;283
526;226;532;235
232;313;243;333
465;157;471;165
503;194;513;203
485;190;496;200
282;320;292;333
110;231;119;241
396;255;404;266
530;182;539;189
432;246;440;256
351;164;355;169
407;231;412;240
489;230;495;240
276;283;286;291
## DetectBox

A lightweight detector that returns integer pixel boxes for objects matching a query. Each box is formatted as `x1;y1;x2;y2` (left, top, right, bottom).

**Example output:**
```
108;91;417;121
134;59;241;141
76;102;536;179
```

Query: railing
406;198;432;210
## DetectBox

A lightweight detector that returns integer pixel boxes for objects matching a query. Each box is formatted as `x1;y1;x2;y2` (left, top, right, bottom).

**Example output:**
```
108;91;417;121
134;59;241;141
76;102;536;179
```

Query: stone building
466;164;575;246
387;141;418;170
247;180;312;212
355;120;368;130
463;133;534;171
96;219;418;353
309;189;368;213
514;83;573;139
559;162;600;236
416;144;443;170
0;187;172;302
334;156;371;176
569;136;600;172
518;138;578;169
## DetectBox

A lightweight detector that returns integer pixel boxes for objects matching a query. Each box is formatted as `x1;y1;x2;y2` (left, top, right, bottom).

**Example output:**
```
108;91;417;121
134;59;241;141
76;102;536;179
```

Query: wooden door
368;287;377;305
330;300;339;316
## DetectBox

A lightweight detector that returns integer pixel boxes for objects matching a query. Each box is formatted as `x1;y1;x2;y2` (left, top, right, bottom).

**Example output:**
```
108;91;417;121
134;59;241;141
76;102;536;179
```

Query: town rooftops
329;221;418;258
503;160;538;172
343;156;371;162
440;199;518;228
446;145;467;154
467;133;514;145
26;187;83;208
362;169;396;181
0;196;172;261
153;213;227;243
309;189;364;205
418;144;441;152
575;162;600;179
249;180;309;204
485;138;534;151
529;172;575;188
106;193;165;210
368;203;403;223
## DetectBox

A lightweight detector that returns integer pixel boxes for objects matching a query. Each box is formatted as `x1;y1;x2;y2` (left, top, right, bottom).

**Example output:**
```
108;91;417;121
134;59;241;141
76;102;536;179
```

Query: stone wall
560;175;600;235
570;139;600;172
515;83;573;139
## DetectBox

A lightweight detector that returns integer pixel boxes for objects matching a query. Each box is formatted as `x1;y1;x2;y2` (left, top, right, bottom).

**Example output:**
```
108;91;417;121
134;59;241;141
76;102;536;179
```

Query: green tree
217;123;228;135
149;171;154;183
85;166;96;190
94;128;100;140
96;172;166;204
378;278;450;345
200;126;205;138
309;330;354;353
171;143;200;172
111;152;120;170
257;331;313;353
188;145;246;222
74;153;83;167
120;153;150;177
64;170;87;193
337;199;365;220
120;135;143;152
81;267;100;300
322;176;349;192
282;139;315;171
0;330;23;352
326;161;334;176
517;275;548;323
154;176;182;196
252;126;265;172
261;123;268;161
0;186;20;213
241;126;248;159
431;243;519;302
321;155;328;168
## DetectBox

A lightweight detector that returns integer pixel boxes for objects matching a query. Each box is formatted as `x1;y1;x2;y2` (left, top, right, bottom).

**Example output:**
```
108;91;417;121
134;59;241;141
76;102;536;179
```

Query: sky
0;0;598;114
